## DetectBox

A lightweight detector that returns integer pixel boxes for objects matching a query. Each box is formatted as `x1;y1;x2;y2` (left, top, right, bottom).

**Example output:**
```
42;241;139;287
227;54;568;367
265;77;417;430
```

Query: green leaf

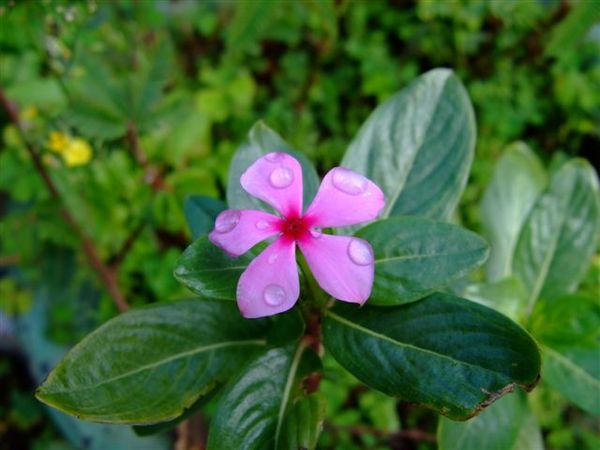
36;299;268;424
183;195;226;239
355;217;489;305
207;343;321;450
342;68;476;221
323;293;541;420
438;392;543;450
531;294;600;414
463;277;527;322
278;393;326;450
173;237;254;301
227;122;320;213
481;142;547;281
513;159;600;314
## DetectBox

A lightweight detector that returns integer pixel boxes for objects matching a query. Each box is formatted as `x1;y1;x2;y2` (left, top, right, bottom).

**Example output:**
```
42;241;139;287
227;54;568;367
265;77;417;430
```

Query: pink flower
209;152;385;318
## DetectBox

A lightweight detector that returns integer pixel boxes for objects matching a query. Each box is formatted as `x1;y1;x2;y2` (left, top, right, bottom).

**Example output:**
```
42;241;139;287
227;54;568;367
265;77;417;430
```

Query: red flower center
282;215;310;240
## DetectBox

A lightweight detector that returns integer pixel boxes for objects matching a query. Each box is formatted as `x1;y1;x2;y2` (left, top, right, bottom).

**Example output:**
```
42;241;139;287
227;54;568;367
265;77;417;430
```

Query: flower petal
240;152;303;217
236;237;300;318
298;233;374;304
209;209;283;257
304;167;385;228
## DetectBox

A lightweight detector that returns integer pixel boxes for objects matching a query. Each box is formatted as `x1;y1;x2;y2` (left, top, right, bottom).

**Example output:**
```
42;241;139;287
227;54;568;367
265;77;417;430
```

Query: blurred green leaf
481;142;547;282
342;68;476;221
278;393;326;450
355;217;489;305
463;277;527;322
438;392;543;450
36;299;268;423
545;0;600;60
513;159;600;314
323;293;541;420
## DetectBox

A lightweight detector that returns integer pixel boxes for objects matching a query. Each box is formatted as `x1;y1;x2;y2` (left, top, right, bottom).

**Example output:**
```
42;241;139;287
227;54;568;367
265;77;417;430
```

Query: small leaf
207;343;321;450
481;142;547;281
323;293;541;420
356;217;489;305
36;299;268;424
531;294;600;415
438;392;543;450
513;159;600;314
183;195;226;239
227;121;320;213
174;237;254;301
342;68;476;221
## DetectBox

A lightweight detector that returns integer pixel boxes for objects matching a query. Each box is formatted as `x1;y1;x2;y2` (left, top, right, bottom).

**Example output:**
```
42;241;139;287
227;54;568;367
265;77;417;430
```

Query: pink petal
304;167;385;228
298;233;374;304
209;209;283;257
236;237;300;318
240;152;303;218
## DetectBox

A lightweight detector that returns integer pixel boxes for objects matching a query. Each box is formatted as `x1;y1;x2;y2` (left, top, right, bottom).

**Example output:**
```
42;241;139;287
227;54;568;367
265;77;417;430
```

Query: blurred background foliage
0;0;598;449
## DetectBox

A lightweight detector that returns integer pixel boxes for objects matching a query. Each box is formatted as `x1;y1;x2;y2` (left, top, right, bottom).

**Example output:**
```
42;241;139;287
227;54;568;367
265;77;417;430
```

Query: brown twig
126;121;165;190
108;222;146;267
0;89;129;312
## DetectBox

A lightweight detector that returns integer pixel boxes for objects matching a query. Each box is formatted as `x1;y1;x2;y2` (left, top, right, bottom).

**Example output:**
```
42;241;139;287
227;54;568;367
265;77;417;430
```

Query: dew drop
265;152;285;162
269;166;294;189
310;228;322;238
263;284;286;306
256;220;270;230
332;167;368;195
347;238;373;266
214;210;241;233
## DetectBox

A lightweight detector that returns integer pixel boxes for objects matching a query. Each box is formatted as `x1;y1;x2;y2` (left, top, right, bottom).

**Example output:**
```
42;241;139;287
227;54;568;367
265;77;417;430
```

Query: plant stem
0;89;129;312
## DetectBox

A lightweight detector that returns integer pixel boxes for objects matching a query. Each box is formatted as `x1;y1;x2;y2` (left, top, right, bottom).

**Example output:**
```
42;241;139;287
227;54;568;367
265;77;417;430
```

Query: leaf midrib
274;342;307;447
41;339;266;395
374;248;483;265
326;311;516;381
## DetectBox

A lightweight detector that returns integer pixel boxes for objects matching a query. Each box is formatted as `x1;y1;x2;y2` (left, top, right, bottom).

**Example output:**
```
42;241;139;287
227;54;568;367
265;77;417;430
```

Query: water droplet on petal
265;152;285;162
256;220;270;230
310;228;322;238
332;168;368;195
214;210;241;233
347;238;373;266
269;166;294;189
263;284;286;306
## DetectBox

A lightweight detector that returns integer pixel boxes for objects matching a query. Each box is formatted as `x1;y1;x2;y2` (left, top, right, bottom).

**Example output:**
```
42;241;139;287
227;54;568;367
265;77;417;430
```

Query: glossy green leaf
342;68;476;221
531;294;600;415
513;159;600;314
481;142;547;281
278;393;326;450
323;293;541;420
227;121;320;213
207;343;321;450
174;237;254;300
36;299;268;424
355;217;489;305
183;195;226;239
438;392;542;450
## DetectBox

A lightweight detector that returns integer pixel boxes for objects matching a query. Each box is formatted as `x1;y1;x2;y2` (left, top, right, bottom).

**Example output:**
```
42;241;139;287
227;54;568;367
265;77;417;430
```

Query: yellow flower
62;138;93;167
47;131;70;153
